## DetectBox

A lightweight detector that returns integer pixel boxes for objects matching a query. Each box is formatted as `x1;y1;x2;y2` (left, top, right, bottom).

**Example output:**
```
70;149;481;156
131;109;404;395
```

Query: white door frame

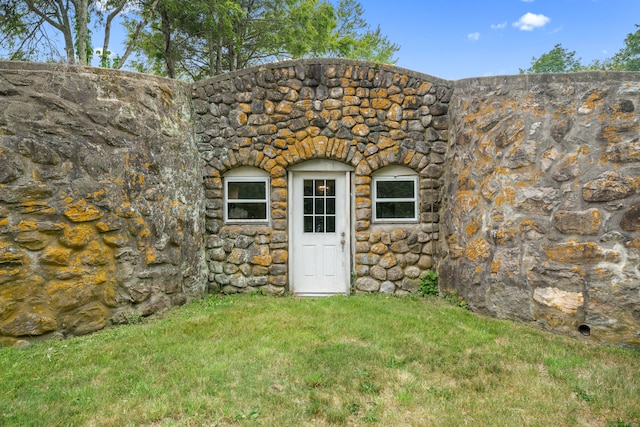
288;160;353;295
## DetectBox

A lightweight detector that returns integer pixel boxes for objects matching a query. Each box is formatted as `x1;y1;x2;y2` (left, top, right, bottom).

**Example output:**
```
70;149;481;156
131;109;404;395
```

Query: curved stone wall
441;72;640;346
0;62;206;345
1;60;639;347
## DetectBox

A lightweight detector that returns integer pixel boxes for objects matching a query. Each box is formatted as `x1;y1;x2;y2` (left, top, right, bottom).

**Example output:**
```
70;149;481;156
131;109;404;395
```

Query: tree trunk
228;43;235;72
216;37;222;75
117;0;160;69
24;0;75;64
101;0;127;67
73;0;89;65
55;0;76;64
206;36;215;77
160;6;175;78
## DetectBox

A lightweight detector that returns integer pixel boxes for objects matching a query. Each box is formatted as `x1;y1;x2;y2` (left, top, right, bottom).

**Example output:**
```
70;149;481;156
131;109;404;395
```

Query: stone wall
441;72;640;346
192;59;451;295
0;62;206;345
1;60;639;347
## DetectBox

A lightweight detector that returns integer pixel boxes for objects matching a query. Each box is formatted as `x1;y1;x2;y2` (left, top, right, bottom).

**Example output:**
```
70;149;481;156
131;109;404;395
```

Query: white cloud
491;22;507;30
513;13;550;31
467;32;480;41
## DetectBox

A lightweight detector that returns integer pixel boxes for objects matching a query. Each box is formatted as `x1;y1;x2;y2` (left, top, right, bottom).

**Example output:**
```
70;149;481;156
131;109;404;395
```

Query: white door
290;171;350;295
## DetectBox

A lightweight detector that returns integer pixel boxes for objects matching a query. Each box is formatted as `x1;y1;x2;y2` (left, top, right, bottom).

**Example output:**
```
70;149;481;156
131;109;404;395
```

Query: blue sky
76;0;640;79
359;0;640;79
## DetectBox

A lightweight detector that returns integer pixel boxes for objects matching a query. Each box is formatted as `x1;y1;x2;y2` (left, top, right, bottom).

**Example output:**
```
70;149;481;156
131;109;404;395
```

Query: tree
127;0;249;79
520;43;583;74
276;0;337;59
277;0;398;63
129;0;399;80
0;0;159;67
328;0;398;63
520;25;640;74
0;1;57;61
610;24;640;71
1;0;80;63
0;0;94;64
1;0;398;78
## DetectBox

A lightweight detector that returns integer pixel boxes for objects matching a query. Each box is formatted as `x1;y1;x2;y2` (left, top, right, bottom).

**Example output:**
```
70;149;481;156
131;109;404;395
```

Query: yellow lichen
465;238;491;263
465;219;480;237
494;188;516;207
64;200;103;223
17;221;37;232
60;224;94;248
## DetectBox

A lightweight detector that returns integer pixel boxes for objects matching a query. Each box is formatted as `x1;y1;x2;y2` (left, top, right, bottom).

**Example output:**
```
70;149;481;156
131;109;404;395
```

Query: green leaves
520;43;582;74
1;0;398;78
611;24;640;71
522;24;640;73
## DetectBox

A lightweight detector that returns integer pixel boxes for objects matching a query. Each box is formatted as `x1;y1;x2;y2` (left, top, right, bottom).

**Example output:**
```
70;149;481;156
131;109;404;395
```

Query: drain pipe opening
578;324;591;337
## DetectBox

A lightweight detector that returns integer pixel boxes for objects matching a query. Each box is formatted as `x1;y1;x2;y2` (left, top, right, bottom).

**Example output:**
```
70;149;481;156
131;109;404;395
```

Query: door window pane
326;216;335;232
303;179;337;233
326;180;335;196
304;198;313;215
304;216;313;232
304;180;314;196
326;198;335;215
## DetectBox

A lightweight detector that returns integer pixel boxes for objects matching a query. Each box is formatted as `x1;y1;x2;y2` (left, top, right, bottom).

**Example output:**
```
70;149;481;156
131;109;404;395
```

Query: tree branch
116;0;160;69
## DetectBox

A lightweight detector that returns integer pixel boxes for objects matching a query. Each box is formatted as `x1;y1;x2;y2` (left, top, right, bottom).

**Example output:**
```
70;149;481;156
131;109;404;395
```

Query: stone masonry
442;73;640;346
192;60;450;296
0;62;207;346
1;59;639;347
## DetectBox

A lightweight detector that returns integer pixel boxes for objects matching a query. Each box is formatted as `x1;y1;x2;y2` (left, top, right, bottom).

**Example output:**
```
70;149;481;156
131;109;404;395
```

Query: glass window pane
376;180;414;199
376;202;415;219
304;180;314;196
304;216;313;232
315;198;324;214
314;216;324;233
326;216;335;232
326;198;335;215
326;180;335;196
304;198;313;215
228;202;267;220
228;181;265;200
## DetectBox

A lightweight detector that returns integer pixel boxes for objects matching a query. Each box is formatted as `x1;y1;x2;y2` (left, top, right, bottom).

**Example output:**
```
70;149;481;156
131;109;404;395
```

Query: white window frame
372;166;419;223
223;167;270;224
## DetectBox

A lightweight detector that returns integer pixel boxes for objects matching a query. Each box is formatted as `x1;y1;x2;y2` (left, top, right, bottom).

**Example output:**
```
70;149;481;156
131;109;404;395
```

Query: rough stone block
582;171;634;202
356;277;380;292
553;209;601;235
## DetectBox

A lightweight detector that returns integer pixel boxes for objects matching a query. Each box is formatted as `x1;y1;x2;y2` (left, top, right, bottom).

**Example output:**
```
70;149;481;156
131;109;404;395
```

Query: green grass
1;294;639;426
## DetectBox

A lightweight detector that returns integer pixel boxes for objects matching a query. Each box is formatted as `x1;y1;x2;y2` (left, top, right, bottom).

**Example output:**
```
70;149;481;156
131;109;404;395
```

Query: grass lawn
1;293;639;426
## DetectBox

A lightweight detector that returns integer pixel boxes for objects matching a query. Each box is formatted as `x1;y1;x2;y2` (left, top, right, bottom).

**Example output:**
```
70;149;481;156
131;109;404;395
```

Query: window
372;166;418;222
303;179;336;233
224;167;269;223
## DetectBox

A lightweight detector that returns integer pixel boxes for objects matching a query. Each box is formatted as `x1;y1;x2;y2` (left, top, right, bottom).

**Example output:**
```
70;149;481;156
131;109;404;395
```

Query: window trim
223;168;270;224
372;167;419;223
